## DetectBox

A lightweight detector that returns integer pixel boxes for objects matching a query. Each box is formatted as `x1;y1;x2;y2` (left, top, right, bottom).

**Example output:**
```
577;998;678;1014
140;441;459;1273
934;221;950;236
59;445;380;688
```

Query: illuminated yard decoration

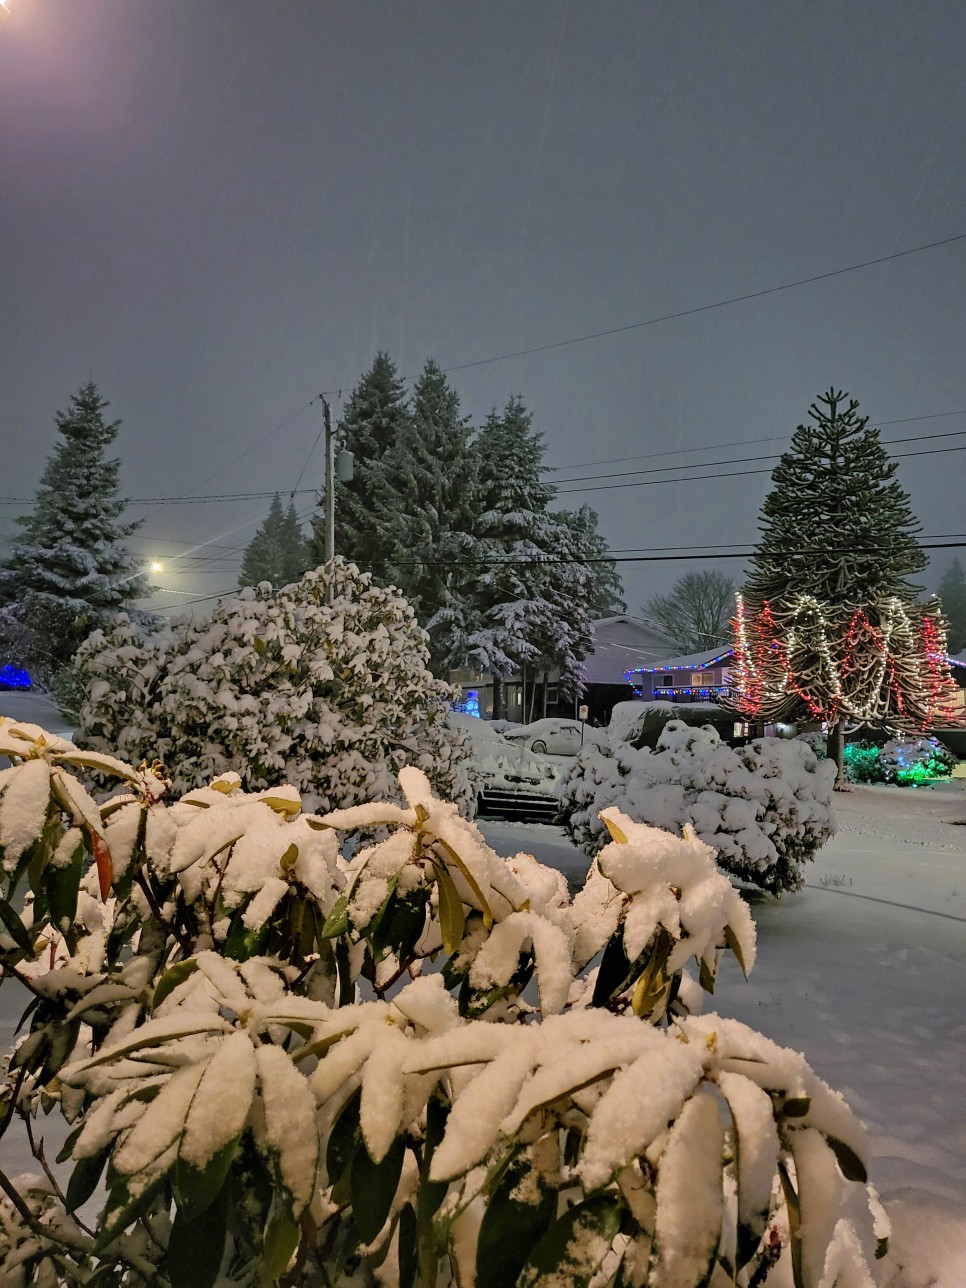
731;591;959;730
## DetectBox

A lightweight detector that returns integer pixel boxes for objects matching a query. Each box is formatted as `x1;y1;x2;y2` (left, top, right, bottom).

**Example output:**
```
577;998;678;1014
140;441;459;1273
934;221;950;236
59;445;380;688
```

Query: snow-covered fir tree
937;556;966;654
467;396;596;716
324;352;411;574
0;381;148;683
373;359;477;669
238;493;310;588
730;389;960;780
558;504;626;617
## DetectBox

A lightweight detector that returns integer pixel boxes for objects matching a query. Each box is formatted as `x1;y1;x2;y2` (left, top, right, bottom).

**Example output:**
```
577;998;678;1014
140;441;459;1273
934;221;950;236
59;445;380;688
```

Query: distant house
451;616;676;723
626;646;735;704
580;616;678;723
938;654;966;756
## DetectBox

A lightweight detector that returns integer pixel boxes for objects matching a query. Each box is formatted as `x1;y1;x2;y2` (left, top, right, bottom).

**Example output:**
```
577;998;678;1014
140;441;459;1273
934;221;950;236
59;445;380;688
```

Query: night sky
2;0;965;616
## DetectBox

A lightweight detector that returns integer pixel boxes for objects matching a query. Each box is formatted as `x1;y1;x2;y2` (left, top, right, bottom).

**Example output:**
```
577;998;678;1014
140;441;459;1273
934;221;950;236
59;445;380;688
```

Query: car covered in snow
445;713;562;820
502;718;588;756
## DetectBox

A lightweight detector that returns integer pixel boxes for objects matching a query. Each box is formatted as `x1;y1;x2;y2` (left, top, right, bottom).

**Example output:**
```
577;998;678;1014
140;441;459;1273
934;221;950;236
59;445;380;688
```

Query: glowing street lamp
150;561;164;574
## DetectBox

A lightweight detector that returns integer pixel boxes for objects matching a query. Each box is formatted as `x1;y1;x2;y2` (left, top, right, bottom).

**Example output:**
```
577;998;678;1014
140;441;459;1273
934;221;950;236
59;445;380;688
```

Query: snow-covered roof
583;617;678;685
629;646;734;675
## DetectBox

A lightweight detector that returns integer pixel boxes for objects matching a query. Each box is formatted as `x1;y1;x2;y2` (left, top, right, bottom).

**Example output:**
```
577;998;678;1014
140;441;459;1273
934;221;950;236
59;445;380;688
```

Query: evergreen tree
466;397;595;716
0;382;148;682
557;505;626;617
325;352;411;574
730;389;959;781
238;495;310;588
937;557;966;654
374;360;477;668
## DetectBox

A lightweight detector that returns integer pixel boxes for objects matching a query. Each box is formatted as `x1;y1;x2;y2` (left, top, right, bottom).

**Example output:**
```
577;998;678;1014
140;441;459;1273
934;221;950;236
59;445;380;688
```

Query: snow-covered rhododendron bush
557;721;837;895
70;558;474;816
0;718;885;1286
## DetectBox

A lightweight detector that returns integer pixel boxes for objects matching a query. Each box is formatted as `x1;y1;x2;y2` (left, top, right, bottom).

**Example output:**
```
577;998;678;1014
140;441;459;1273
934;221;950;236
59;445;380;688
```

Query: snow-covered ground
2;690;964;1281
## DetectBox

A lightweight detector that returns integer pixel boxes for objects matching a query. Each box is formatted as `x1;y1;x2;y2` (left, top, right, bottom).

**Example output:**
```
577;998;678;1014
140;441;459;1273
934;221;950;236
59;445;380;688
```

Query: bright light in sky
150;561;164;573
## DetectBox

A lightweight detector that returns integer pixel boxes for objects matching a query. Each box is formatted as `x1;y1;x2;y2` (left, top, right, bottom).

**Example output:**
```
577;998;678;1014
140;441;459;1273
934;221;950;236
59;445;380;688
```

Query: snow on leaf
359;1027;410;1163
180;1030;257;1169
430;1046;536;1183
0;758;51;869
578;1037;704;1191
715;1071;779;1261
61;1013;233;1081
789;1128;846;1288
652;1087;724;1288
112;1061;207;1178
53;749;140;783
469;911;574;1016
255;1044;319;1215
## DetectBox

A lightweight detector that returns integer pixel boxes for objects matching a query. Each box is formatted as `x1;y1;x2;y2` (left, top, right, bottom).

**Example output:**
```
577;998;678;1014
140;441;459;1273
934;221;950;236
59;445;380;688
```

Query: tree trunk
828;718;848;789
492;672;506;721
541;670;549;718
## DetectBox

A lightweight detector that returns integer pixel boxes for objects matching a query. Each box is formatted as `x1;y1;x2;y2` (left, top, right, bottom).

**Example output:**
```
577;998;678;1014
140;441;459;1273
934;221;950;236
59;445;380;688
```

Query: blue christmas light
0;664;32;690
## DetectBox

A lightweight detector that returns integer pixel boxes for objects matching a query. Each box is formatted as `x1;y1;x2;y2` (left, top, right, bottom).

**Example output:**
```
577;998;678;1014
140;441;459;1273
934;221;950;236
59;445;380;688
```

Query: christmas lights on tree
729;389;961;778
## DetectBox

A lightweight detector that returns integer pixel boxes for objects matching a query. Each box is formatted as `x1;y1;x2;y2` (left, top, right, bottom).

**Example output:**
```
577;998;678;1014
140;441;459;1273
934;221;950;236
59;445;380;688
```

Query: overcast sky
2;0;965;616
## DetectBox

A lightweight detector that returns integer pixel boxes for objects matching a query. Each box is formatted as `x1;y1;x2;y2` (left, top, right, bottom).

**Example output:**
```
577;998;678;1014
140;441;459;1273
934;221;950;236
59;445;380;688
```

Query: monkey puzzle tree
730;388;960;783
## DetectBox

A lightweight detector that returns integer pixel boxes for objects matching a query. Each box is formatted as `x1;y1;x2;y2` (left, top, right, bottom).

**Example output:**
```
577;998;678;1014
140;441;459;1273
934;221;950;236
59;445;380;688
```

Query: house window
661;674;674;686
690;672;704;686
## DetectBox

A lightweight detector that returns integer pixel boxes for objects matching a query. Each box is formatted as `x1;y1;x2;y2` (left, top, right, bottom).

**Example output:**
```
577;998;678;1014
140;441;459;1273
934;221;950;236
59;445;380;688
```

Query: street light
150;561;164;574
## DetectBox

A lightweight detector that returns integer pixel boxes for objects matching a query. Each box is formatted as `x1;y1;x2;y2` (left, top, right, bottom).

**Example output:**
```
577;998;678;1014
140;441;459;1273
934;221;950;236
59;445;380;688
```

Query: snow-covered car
445;713;561;820
502;718;587;756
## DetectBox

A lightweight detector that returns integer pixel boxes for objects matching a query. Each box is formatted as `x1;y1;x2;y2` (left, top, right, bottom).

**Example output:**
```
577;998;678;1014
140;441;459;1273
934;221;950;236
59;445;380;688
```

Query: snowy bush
841;736;955;787
0;717;885;1286
879;736;955;785
71;558;474;816
557;721;836;894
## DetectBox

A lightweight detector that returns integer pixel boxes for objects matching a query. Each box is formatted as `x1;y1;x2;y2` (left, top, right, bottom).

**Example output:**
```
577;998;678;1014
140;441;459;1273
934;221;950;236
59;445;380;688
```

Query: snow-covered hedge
557;720;836;894
0;718;885;1286
71;558;474;815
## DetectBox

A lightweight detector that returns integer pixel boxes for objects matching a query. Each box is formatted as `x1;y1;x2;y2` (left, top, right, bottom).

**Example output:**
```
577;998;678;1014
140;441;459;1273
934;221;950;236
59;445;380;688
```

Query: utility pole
321;395;353;604
323;397;335;604
323;397;335;564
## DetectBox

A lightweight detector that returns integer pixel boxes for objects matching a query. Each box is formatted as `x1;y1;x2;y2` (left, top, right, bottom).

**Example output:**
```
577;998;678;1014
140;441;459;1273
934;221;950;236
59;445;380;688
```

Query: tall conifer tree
328;352;411;573
238;495;309;588
467;396;595;717
730;389;959;779
0;382;148;681
374;359;476;669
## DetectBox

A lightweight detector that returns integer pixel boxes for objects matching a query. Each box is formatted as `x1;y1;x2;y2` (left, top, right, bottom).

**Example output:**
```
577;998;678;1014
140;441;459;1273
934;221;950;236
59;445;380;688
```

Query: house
451;616;676;723
626;646;735;703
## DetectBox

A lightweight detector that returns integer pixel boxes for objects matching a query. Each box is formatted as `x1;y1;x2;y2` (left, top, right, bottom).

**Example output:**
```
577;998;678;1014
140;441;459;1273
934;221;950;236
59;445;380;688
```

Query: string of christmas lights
730;593;960;730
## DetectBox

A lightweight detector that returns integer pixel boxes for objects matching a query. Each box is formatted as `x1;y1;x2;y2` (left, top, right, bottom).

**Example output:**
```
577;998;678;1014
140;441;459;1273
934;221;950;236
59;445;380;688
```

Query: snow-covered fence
70;558;475;817
0;717;885;1285
557;720;836;894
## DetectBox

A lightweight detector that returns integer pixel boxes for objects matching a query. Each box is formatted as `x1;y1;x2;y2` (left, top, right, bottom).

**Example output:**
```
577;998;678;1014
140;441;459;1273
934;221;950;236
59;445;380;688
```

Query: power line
440;230;966;374
555;441;966;496
545;407;966;475
551;425;966;489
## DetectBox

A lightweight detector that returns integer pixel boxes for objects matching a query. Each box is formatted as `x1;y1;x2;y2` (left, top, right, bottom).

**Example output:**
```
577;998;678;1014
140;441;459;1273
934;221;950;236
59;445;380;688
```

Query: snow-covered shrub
842;740;886;784
72;558;474;815
0;718;885;1286
557;720;836;893
880;735;955;785
795;729;828;759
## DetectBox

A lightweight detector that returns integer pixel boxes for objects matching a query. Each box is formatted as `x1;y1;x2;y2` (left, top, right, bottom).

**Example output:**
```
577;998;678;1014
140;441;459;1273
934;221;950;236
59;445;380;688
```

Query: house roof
583;616;679;686
628;646;735;675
